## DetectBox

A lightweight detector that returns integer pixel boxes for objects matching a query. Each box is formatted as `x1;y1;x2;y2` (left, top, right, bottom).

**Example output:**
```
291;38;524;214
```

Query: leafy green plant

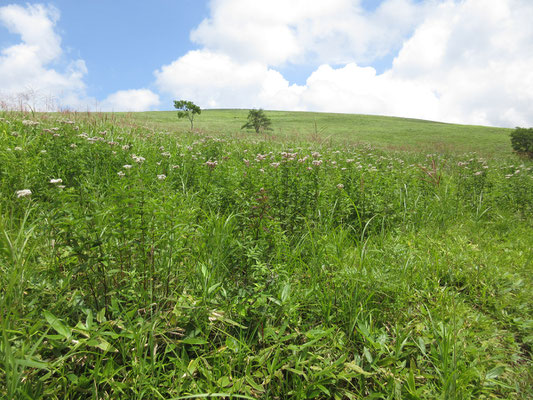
510;127;533;157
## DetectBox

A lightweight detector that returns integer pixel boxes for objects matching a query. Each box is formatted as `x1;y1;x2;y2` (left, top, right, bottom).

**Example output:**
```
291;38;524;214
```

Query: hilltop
112;109;512;155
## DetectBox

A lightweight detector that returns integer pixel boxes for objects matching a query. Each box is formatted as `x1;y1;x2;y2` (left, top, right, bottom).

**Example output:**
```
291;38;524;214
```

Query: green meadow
119;109;512;155
0;110;531;399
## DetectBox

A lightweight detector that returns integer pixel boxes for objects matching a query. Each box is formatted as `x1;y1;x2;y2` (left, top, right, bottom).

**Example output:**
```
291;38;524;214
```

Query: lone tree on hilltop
174;100;201;130
242;109;273;133
510;127;533;158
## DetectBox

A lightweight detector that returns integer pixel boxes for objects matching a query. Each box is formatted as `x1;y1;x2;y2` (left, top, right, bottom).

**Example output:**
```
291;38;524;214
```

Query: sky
0;0;532;127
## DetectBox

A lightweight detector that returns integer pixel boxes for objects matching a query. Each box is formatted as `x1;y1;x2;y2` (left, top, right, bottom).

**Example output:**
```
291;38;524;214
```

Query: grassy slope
118;109;512;155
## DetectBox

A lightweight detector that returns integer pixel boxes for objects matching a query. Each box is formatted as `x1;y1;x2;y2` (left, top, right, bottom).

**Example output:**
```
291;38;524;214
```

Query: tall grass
0;111;532;398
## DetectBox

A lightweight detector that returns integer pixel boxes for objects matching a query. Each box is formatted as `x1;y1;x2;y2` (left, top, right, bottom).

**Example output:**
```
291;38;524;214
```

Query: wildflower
172;165;180;169
336;184;344;190
40;150;46;153
312;152;321;158
16;189;32;198
123;164;133;169
117;171;125;177
243;159;250;167
270;162;280;168
122;144;131;150
70;143;77;148
132;154;145;163
205;160;218;169
157;174;167;180
57;185;65;189
22;120;39;126
49;178;63;184
161;151;171;157
312;160;322;166
474;171;483;176
14;146;22;151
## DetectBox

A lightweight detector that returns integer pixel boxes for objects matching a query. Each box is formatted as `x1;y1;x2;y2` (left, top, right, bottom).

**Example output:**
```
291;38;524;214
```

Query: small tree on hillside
242;109;272;133
174;100;201;130
510;127;533;158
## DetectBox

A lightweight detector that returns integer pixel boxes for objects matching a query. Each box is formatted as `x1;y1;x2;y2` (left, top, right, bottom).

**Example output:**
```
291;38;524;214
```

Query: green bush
510;127;533;157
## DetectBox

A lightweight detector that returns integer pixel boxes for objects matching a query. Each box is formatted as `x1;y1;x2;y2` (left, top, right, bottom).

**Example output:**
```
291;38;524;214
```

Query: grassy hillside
116;109;512;155
1;110;531;398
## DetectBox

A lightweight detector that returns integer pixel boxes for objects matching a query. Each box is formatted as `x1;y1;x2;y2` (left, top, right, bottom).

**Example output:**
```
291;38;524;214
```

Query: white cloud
390;0;533;126
158;0;533;127
0;3;87;110
297;64;441;120
191;0;428;66
155;50;304;109
0;3;160;112
100;89;160;112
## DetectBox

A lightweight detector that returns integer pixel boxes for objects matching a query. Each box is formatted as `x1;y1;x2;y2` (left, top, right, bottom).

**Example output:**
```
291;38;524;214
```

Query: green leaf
181;337;208;345
16;358;49;370
245;375;265;392
43;311;71;339
344;362;373;376
486;366;505;380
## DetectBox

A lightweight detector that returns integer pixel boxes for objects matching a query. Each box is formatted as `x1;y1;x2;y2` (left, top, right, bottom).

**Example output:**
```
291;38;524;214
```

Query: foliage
174;100;201;130
241;108;273;133
0;111;532;398
511;127;533;157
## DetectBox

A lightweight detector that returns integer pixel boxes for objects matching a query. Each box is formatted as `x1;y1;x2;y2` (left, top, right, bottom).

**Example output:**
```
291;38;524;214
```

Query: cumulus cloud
100;89;160;112
155;50;304;109
158;0;533;127
0;3;87;110
0;3;159;112
191;0;427;66
389;0;533;126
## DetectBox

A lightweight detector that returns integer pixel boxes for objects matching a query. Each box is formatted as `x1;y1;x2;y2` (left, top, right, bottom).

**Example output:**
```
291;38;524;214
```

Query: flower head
16;189;32;198
49;178;63;184
205;160;218;169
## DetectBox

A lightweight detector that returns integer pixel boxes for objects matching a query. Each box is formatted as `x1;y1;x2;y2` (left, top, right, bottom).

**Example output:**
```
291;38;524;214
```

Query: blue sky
1;0;532;127
1;0;209;100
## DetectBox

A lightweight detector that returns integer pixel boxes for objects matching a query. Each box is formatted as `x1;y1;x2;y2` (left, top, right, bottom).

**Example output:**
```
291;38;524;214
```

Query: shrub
242;109;273;133
510;127;533;157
